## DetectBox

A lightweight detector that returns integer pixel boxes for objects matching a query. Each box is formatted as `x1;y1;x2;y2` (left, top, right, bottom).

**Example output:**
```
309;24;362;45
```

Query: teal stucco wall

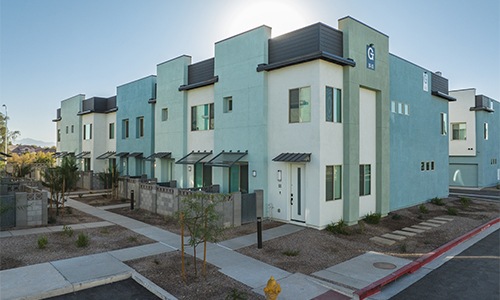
389;54;449;210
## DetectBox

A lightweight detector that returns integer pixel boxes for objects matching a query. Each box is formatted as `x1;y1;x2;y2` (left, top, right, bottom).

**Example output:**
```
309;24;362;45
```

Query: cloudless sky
1;0;499;144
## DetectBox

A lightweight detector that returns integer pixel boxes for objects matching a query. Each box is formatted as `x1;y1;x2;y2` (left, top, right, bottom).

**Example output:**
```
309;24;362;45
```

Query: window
451;123;467;140
326;165;342;201
359;165;371;196
122;119;129;139
83;124;92;140
440;113;448;135
431;161;435;170
224;96;233;113
404;104;409;115
109;123;115;139
484;123;488;140
191;103;214;131
397;102;403;114
161;108;168;121
426;162;430;170
57;129;61;142
289;86;311;123
421;162;425;171
137;117;144;138
391;101;396;113
66;126;68;134
326;87;341;122
71;125;74;133
83;158;91;171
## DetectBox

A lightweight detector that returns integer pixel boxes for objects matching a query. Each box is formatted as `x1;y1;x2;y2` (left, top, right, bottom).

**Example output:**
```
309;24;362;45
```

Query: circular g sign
367;46;375;60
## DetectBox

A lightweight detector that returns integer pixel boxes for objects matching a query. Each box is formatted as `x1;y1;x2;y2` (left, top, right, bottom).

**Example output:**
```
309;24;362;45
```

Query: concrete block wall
156;186;179;216
15;190;48;227
139;183;157;213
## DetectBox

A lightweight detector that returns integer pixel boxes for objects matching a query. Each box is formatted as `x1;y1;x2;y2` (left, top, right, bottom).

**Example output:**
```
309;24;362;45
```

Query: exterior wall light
277;170;282;182
188;166;192;172
252;170;257;177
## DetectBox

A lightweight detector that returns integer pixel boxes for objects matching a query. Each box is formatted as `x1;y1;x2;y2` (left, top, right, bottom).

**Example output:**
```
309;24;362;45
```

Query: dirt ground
1;194;498;299
72;194;129;207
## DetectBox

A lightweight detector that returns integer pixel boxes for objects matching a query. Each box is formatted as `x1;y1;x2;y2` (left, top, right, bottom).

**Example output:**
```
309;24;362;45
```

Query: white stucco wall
449;89;477;156
359;87;377;217
267;60;344;228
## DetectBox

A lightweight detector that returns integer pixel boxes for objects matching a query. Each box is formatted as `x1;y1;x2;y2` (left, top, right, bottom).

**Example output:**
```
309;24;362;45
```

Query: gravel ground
1;195;497;299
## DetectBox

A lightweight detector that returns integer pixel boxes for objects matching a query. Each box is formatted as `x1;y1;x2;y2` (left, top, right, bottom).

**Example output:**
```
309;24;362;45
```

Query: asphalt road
47;278;159;300
391;229;500;300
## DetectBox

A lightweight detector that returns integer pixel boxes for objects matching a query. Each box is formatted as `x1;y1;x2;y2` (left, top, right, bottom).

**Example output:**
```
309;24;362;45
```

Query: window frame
484;122;488;140
289;86;311;123
137;116;144;138
109;123;115;140
326;165;342;201
191;103;214;131
123;119;129;139
359;164;371;196
451;122;467;140
224;96;233;113
326;86;342;123
440;113;448;135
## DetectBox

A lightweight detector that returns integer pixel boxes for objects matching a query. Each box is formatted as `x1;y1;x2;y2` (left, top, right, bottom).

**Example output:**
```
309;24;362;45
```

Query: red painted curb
354;217;500;300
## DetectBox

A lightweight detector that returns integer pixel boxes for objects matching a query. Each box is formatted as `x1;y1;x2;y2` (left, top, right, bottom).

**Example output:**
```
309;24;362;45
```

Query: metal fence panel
0;195;16;228
241;193;256;224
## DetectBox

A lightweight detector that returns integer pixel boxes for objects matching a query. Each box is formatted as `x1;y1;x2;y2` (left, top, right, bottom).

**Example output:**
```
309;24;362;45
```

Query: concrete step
393;230;416;237
402;227;425;234
426;219;448;224
381;233;406;241
370;236;396;246
434;216;454;221
420;222;441;227
411;225;432;230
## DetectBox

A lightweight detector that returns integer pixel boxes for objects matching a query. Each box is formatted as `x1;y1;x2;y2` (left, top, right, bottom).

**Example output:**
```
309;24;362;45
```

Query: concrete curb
354;217;500;300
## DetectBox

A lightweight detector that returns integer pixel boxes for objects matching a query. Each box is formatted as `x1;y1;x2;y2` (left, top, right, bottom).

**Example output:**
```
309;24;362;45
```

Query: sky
1;0;499;144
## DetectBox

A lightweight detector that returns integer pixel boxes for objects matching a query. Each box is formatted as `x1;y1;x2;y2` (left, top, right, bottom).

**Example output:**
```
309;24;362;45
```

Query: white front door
290;164;306;222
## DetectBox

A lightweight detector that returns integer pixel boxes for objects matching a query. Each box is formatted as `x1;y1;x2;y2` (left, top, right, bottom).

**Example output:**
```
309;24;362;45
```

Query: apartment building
53;94;84;165
448;89;499;188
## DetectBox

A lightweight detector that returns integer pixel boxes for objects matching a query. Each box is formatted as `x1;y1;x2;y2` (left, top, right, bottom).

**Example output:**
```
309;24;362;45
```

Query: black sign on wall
366;44;375;70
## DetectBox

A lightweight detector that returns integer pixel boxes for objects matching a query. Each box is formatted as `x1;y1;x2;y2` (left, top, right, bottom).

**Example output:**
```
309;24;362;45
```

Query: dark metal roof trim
257;51;355;72
75;151;91;159
96;151;116;159
431;91;456;102
272;153;311;163
178;76;219;91
127;152;143;158
176;151;212;165
144;152;172;161
469;106;494;112
52;117;62;122
205;151;248;168
115;152;129;157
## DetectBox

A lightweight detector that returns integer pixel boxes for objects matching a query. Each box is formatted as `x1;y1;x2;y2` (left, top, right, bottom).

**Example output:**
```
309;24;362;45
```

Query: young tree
98;164;120;200
42;156;78;216
177;192;227;278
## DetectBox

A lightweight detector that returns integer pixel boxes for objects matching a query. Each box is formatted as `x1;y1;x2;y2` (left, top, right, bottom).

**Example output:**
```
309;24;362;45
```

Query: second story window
440;113;448;135
57;129;61;142
326;87;341;123
137;117;144;138
451;122;467;140
191;103;214;131
83;124;92;140
109;123;115;139
224;96;233;113
122;119;129;139
161;108;168;121
289;86;311;123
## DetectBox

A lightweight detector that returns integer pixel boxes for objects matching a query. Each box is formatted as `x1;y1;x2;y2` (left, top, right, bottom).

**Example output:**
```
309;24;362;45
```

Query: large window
440;113;448;135
122;119;129;139
137;117;144;138
83;124;92;140
451;122;467;140
326;165;342;201
289;86;311;123
109;123;115;139
191;103;214;131
359;164;371;196
326;87;341;123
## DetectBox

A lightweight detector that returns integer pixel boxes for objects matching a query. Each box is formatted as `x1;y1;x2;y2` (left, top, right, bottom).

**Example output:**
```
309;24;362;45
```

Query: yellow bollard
263;276;281;300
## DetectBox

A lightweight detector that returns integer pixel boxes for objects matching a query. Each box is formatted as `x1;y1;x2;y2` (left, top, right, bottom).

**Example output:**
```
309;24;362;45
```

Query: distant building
448;89;499;188
53;94;84;165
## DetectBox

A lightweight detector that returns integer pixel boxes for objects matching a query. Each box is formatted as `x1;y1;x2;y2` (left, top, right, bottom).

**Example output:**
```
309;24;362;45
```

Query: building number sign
366;44;375;70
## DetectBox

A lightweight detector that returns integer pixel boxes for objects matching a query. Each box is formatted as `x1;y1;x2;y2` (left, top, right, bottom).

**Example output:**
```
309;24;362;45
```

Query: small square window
224;97;233;113
162;108;168;121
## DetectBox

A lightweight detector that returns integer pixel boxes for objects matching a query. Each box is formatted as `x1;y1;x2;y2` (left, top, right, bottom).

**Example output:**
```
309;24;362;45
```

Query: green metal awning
176;151;212;164
272;152;311;163
144;152;172;161
75;151;91;159
205;151;247;168
127;152;143;158
96;151;116;159
115;152;129;157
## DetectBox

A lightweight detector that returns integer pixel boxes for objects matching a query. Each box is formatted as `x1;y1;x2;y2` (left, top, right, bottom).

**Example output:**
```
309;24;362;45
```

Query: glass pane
326;166;333;200
299;87;311;122
229;165;240;193
194;163;203;188
334;165;342;199
203;165;212;186
334;88;342;122
364;165;371;195
240;164;248;194
289;89;300;123
326;87;333;122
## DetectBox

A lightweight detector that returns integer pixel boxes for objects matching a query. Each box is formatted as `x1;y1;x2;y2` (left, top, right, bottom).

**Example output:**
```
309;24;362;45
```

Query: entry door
290;165;305;222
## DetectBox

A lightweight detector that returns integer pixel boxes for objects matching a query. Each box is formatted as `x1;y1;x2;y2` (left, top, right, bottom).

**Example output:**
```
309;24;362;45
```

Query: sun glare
229;1;308;38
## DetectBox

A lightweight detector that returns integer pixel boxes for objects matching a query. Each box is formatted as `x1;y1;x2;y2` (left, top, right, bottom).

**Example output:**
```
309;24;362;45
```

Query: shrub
62;225;73;237
225;289;248;300
430;197;445;206
391;213;403;220
326;219;350;235
65;207;73;214
447;207;458;216
76;233;90;247
364;212;381;224
459;197;471;209
128;236;138;243
419;204;429;214
282;249;300;257
37;236;48;249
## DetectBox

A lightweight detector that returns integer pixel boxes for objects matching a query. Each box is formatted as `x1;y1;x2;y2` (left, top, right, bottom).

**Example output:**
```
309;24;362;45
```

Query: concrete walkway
1;199;496;300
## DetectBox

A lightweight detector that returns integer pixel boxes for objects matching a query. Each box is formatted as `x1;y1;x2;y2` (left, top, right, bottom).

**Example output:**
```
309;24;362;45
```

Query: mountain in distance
15;138;55;148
